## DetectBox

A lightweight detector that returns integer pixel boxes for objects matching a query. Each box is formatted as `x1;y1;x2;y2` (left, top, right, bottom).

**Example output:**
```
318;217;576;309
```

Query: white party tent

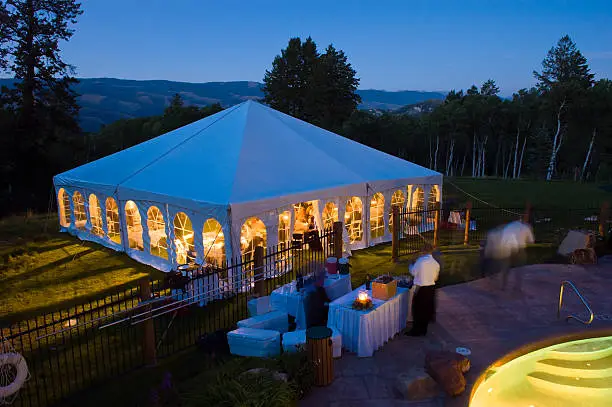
54;100;442;272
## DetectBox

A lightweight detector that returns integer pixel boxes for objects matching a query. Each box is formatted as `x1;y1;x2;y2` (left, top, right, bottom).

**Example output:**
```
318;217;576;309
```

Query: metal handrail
558;280;594;325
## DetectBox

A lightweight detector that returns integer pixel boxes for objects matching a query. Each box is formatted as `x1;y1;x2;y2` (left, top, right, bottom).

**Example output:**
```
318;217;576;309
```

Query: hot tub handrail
558;280;594;325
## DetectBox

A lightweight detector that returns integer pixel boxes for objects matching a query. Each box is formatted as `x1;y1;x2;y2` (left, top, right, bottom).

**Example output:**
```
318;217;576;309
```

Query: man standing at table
406;243;440;336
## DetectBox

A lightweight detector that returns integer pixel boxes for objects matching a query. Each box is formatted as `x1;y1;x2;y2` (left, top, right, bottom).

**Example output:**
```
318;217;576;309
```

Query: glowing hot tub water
470;336;612;407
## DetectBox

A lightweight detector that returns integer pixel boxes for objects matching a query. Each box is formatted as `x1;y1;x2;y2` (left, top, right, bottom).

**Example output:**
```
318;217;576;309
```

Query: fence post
333;221;343;260
254;246;265;297
433;202;440;247
391;206;399;262
464;201;472;246
139;278;156;366
523;201;532;224
600;202;610;238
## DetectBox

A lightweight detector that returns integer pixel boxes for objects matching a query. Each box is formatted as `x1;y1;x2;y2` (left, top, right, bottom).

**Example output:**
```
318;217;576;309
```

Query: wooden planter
372;279;397;301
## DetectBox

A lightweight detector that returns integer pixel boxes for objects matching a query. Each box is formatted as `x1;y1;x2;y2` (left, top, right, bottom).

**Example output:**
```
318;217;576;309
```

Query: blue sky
64;0;612;95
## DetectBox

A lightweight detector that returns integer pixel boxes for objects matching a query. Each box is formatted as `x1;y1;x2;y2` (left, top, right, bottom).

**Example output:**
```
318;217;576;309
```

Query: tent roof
55;100;441;207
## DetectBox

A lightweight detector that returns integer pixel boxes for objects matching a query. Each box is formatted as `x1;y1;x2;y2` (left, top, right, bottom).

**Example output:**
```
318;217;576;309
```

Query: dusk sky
64;0;612;96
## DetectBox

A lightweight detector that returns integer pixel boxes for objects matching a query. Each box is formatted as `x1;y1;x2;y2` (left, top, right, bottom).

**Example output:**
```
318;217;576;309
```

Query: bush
179;351;314;406
181;363;296;407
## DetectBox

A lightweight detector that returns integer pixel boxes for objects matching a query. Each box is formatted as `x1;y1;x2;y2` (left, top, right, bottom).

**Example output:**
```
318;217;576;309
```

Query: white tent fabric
54;100;442;271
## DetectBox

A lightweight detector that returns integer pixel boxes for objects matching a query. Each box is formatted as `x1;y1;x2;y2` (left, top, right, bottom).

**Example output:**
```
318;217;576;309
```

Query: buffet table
270;273;352;329
327;285;410;357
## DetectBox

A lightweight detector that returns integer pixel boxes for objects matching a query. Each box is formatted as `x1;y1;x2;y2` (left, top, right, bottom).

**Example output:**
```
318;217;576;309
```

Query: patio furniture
227;327;281;357
270;273;352;330
327;285;410;357
247;295;272;317
237;310;289;333
282;327;342;357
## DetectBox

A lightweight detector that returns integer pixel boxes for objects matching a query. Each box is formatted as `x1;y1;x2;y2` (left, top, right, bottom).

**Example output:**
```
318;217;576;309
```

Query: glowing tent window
370;193;385;239
125;201;144;250
203;218;225;267
58;188;71;227
241;217;267;262
293;201;315;234
388;190;405;232
344;197;363;243
410;187;425;225
278;212;291;250
72;191;87;230
147;206;168;259
322;202;338;230
427;186;439;220
174;212;194;264
88;194;104;237
105;198;121;244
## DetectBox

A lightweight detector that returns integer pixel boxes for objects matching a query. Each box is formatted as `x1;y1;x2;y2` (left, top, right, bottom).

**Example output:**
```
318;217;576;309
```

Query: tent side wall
229;174;443;258
53;178;233;273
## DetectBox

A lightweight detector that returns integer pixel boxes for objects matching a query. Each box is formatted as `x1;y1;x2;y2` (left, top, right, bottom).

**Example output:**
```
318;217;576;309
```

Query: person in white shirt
406;243;440;336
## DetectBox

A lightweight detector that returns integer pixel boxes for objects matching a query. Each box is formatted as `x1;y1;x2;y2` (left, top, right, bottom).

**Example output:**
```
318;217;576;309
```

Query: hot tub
470;333;612;407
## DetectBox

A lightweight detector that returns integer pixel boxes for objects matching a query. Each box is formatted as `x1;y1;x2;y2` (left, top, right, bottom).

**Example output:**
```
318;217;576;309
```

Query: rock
425;350;470;373
569;248;597;265
424;351;469;396
395;367;440;400
241;368;289;382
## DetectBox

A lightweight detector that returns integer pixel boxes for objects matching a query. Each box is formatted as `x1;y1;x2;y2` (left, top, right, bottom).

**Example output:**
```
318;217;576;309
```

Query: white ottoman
237;310;289;333
330;327;342;358
282;330;306;353
227;327;281;358
247;296;271;317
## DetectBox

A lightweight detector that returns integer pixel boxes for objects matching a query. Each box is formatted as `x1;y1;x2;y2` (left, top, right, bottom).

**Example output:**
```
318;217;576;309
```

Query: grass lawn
444;177;609;208
1;177;608;322
347;241;559;289
0;215;163;321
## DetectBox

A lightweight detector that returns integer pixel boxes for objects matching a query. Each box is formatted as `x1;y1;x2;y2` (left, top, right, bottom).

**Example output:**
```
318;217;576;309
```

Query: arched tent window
147;206;168;259
105;198;121;244
203;218;225;267
370;193;385;239
322;202;338;230
278;212;291;250
72;191;87;230
240;217;267;262
88;194;104;237
174;212;194;264
58;188;71;227
410;187;425;225
293;201;315;234
389;190;405;232
427;186;439;221
344;197;363;243
125;200;143;250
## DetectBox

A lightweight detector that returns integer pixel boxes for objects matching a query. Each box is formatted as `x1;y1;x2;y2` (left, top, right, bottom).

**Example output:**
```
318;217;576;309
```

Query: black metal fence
1;227;337;407
397;205;606;257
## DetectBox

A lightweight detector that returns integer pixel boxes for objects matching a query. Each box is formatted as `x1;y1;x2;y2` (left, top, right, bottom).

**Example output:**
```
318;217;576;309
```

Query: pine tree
262;37;319;120
310;44;361;131
480;79;500;96
534;35;594;91
0;0;83;212
262;37;361;131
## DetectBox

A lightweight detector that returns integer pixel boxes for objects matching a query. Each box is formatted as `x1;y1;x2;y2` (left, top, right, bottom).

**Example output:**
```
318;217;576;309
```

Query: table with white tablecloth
270;273;352;330
327;284;410;357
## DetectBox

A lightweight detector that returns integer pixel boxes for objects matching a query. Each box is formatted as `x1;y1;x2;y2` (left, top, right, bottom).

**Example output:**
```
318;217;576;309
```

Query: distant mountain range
0;78;446;132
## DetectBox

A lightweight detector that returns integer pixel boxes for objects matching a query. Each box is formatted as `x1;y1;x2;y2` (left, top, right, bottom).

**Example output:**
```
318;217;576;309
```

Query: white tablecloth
327;284;410;357
270;273;352;330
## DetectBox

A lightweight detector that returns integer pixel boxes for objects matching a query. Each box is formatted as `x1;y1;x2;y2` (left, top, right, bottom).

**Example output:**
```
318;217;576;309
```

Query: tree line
0;0;610;216
262;35;611;183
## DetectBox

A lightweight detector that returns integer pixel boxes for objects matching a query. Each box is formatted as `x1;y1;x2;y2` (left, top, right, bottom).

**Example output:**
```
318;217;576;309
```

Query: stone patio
300;258;612;407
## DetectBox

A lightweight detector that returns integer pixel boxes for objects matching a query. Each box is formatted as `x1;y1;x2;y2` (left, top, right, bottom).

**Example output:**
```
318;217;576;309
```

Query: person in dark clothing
305;276;330;328
406;243;440;336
